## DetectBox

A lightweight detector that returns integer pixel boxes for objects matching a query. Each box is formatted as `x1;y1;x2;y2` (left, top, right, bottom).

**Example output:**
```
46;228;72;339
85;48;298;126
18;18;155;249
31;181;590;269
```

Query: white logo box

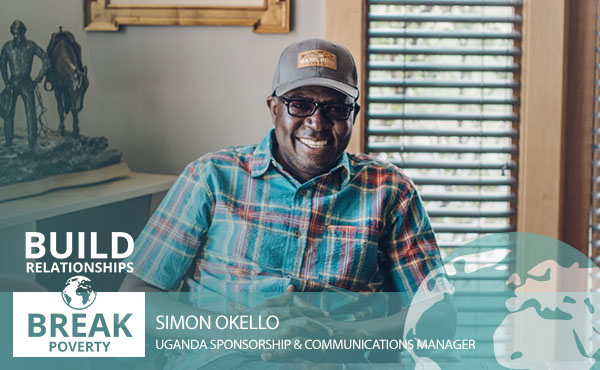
13;292;145;357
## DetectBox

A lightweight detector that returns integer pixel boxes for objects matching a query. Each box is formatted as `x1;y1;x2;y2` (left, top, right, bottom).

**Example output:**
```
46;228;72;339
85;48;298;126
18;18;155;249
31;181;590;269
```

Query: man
0;20;49;147
121;38;453;367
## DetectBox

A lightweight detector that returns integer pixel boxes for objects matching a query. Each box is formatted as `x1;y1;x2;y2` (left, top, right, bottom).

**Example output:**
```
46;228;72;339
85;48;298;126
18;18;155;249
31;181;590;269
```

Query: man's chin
297;161;337;177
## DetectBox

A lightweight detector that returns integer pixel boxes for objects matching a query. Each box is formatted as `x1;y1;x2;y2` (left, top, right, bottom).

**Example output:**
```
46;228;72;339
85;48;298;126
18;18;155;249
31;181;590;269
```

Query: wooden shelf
0;173;175;229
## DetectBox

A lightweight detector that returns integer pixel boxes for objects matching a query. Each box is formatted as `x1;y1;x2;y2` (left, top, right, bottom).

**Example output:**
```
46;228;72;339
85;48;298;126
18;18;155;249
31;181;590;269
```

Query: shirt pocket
313;222;382;291
209;204;286;274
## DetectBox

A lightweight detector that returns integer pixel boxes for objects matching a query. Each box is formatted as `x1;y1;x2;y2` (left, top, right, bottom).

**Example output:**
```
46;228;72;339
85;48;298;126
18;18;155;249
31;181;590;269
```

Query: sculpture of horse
44;27;88;136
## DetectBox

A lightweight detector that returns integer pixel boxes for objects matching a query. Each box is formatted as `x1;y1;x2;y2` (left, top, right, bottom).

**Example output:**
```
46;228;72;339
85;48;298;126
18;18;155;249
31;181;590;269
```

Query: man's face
11;29;25;44
267;85;358;182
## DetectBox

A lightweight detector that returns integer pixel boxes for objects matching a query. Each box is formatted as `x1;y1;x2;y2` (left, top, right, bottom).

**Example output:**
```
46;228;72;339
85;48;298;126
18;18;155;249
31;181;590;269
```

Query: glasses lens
325;104;353;120
287;100;316;117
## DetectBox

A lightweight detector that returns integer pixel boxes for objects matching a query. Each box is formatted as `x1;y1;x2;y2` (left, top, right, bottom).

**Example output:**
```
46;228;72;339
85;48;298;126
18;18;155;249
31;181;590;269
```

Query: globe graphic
61;275;96;310
402;233;600;370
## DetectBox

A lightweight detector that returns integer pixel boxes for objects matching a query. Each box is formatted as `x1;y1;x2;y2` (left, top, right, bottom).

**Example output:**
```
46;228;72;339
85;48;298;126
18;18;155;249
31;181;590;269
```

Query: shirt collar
251;129;352;184
250;130;276;177
336;151;351;187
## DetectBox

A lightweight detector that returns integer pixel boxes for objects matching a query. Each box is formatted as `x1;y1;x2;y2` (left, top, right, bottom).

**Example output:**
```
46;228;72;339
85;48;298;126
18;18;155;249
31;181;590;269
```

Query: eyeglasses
278;96;355;121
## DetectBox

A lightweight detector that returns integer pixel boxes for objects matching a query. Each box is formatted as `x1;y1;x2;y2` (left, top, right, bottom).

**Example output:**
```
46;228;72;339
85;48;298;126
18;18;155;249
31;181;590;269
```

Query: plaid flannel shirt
127;130;446;305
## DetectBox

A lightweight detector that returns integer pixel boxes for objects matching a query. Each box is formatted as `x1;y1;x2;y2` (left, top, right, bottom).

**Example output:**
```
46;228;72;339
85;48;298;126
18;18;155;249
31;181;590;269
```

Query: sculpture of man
0;20;49;147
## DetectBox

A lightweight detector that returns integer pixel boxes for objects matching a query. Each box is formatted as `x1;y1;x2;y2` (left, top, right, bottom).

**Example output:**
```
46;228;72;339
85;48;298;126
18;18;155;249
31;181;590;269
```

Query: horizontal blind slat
438;243;514;249
427;208;516;217
367;112;519;121
413;176;516;186
421;192;516;202
368;78;519;88
392;160;517;170
369;13;522;23
433;224;515;233
367;143;517;153
369;29;521;39
368;127;518;137
369;45;521;56
367;95;519;105
368;61;520;72
369;0;522;6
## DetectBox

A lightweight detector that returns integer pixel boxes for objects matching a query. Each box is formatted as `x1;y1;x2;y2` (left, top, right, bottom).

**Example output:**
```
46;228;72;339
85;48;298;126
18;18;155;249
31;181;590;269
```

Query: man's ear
353;103;361;121
266;95;278;124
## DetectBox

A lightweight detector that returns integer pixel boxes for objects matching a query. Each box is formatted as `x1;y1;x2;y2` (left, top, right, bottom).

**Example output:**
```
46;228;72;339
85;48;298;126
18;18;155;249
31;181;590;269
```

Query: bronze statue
0;20;49;147
44;27;88;137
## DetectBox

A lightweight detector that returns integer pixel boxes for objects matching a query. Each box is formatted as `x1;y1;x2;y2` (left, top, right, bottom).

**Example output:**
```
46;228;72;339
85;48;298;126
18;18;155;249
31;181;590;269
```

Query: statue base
0;132;128;201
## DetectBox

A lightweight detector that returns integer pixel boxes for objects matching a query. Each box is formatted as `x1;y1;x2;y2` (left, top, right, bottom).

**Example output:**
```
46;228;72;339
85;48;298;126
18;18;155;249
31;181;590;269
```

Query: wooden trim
84;0;290;33
518;0;595;253
517;0;569;239
325;0;366;154
510;4;522;232
561;0;595;254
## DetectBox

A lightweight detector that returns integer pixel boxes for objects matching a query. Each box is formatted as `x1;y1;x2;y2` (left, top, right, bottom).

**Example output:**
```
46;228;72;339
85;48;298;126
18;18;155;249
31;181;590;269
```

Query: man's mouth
298;138;328;149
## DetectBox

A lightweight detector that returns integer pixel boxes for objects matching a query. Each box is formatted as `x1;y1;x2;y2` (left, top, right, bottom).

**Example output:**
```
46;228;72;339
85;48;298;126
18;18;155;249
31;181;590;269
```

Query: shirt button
299;189;307;196
294;230;302;238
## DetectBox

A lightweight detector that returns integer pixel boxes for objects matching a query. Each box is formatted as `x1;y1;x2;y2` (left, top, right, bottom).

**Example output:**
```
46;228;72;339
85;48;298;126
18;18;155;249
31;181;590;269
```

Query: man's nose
304;106;331;130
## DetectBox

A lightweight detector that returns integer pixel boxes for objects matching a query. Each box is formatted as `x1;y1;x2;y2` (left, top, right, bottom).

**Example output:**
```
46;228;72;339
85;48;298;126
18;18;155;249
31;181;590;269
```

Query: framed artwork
84;0;290;33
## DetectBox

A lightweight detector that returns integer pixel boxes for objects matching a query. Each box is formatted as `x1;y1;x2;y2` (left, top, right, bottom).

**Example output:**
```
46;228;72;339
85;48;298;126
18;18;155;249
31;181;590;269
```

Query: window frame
326;0;594;256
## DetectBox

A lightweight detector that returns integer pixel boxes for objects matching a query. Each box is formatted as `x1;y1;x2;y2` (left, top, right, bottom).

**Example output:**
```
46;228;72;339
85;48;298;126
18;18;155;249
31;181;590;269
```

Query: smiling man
123;37;446;295
121;39;453;367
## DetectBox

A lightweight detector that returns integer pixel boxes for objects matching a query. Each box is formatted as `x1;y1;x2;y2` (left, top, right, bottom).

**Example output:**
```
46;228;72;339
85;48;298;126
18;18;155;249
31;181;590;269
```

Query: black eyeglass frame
277;95;357;121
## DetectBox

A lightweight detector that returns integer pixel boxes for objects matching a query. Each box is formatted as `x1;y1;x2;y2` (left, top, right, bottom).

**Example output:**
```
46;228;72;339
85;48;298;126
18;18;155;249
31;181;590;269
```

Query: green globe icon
61;275;97;310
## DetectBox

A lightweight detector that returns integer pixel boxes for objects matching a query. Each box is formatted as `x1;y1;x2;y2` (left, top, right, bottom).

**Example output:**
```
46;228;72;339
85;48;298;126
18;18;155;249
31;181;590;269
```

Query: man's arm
32;43;48;84
377;187;456;337
124;161;214;292
264;189;456;362
0;44;9;86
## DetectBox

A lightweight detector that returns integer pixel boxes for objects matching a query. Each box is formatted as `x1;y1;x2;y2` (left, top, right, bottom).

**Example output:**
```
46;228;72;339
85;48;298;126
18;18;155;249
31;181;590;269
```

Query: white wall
1;0;325;174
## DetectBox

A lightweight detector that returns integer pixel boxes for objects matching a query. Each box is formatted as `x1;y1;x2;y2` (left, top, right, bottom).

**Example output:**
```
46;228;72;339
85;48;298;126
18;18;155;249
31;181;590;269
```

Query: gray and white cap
272;38;359;99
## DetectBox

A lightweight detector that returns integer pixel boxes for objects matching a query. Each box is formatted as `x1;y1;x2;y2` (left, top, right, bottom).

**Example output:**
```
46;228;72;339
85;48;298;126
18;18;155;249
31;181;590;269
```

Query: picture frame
83;0;290;33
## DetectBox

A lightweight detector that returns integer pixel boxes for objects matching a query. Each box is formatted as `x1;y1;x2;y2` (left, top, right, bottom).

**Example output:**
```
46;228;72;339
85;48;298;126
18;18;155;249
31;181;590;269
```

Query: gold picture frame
84;0;290;33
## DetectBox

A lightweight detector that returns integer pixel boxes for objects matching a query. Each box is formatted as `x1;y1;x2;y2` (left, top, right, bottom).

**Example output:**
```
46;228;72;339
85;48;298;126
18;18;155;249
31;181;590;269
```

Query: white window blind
366;0;522;359
366;0;521;253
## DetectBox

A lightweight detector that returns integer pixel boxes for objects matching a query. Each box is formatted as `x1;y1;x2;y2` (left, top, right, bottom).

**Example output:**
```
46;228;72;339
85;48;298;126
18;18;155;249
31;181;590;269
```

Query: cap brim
275;77;359;99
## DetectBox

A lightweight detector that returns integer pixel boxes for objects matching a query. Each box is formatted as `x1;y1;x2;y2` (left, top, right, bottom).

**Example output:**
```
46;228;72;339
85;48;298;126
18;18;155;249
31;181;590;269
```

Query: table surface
0;173;176;229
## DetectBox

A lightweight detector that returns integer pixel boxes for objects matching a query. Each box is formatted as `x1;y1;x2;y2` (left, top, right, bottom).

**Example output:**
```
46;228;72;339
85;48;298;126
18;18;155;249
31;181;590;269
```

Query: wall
1;0;325;175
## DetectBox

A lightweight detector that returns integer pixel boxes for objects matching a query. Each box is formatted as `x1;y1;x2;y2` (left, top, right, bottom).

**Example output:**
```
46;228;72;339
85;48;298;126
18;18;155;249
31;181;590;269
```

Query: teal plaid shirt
127;130;446;305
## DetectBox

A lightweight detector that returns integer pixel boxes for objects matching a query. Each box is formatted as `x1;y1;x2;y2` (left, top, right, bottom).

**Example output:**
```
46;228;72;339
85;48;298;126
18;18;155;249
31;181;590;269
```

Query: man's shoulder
1;40;13;52
24;40;42;50
347;152;417;190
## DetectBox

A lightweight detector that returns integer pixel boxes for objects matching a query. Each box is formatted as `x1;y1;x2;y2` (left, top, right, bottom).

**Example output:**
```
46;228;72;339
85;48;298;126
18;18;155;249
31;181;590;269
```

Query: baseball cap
272;38;359;100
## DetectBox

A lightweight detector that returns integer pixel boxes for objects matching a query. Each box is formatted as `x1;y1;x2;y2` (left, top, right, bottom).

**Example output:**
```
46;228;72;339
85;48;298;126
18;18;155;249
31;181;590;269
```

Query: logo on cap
297;49;337;70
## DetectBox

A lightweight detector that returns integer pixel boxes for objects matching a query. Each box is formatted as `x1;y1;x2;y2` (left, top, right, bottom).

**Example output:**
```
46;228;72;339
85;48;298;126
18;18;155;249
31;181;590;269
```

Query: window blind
366;0;521;252
366;0;522;359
